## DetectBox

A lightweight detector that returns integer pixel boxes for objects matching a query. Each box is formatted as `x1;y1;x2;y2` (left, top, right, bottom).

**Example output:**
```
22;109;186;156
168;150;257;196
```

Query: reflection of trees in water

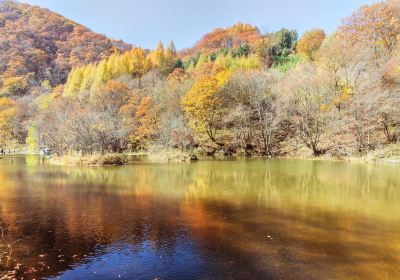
181;193;400;279
9;159;400;223
0;227;11;271
0;159;400;278
2;188;400;279
0;187;187;278
0;226;23;279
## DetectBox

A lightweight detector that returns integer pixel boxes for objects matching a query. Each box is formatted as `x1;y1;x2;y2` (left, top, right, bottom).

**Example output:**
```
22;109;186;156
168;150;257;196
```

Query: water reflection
0;157;400;279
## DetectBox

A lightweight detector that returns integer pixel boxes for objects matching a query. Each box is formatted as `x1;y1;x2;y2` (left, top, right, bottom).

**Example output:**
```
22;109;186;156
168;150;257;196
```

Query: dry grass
148;146;197;163
49;154;127;166
364;144;400;163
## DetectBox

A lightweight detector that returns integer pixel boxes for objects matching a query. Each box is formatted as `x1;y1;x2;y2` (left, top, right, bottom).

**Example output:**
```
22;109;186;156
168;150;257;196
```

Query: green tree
235;44;251;57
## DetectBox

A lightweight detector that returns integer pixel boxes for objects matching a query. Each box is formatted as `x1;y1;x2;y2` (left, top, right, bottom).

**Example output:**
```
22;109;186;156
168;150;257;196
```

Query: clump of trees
1;0;400;159
181;23;263;58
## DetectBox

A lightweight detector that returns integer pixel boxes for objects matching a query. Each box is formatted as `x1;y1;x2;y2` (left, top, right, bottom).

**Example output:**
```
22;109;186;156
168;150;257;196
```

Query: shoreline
2;148;400;166
49;151;400;166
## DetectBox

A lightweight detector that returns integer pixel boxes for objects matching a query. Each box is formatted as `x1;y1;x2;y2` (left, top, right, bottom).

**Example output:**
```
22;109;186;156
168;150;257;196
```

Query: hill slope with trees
0;0;399;164
0;0;131;97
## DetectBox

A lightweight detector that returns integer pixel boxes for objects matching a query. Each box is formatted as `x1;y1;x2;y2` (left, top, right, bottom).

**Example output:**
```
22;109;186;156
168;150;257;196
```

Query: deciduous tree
296;29;326;60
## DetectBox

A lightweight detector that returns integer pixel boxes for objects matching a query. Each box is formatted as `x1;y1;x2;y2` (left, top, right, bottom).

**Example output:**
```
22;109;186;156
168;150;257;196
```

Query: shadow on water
0;156;400;279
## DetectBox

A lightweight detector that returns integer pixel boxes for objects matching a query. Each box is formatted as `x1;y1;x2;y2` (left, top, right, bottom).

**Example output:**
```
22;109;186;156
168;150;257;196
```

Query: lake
0;156;399;279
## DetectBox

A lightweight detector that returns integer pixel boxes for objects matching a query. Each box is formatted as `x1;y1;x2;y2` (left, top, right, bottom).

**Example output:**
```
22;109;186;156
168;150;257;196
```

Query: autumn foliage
296;29;326;60
1;0;400;160
0;0;130;96
0;97;16;150
180;23;263;58
182;66;231;143
339;0;400;51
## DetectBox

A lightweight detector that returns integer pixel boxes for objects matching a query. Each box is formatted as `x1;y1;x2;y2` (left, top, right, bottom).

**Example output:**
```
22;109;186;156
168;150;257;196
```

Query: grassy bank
44;144;400;166
48;150;196;166
281;144;400;164
49;154;127;166
363;144;400;163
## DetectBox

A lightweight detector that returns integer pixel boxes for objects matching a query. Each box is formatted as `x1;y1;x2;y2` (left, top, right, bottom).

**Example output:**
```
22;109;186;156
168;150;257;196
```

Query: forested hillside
0;0;399;162
0;0;130;97
180;23;298;69
180;23;263;58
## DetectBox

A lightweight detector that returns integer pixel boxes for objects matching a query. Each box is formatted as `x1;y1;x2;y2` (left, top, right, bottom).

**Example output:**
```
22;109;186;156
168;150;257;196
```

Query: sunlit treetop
339;0;400;51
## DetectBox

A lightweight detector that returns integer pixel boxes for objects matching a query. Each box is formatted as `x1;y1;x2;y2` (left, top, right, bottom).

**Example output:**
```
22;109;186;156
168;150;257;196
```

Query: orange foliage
339;0;400;51
0;1;131;94
296;29;326;60
167;68;191;84
180;23;262;58
135;97;159;141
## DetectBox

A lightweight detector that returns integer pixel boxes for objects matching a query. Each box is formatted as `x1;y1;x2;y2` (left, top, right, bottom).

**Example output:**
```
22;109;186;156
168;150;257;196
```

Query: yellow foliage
36;93;57;110
1;76;29;96
0;97;16;148
148;42;165;67
230;55;261;70
296;29;326;60
195;53;209;69
213;53;261;71
214;68;231;86
226;22;258;34
341;85;352;100
129;47;151;78
333;85;353;107
214;52;233;68
63;40;181;95
182;68;230;137
80;64;96;92
320;104;331;113
64;67;84;96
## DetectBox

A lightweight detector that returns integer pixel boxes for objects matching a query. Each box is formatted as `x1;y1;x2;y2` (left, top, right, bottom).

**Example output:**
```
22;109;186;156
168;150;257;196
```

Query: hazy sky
23;0;374;49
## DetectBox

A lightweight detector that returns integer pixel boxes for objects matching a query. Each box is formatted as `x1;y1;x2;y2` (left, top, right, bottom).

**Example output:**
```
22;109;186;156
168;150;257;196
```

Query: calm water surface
0;156;400;279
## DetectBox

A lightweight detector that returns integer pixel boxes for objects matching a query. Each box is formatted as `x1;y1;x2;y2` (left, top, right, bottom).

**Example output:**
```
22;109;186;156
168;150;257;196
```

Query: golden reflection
0;158;400;279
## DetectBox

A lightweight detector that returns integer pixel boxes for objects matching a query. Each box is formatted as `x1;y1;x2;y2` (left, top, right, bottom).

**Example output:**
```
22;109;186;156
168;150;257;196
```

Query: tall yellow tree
182;67;231;143
91;60;111;91
160;41;179;75
0;98;16;150
149;42;165;68
128;47;151;87
129;48;147;78
80;64;96;92
64;67;84;96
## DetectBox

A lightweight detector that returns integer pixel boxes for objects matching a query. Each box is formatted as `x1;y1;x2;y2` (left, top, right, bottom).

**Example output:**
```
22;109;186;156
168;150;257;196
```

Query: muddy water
0;156;399;279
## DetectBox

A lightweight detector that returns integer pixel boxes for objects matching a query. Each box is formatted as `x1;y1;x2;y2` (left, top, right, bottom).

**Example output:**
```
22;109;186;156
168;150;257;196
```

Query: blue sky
23;0;374;50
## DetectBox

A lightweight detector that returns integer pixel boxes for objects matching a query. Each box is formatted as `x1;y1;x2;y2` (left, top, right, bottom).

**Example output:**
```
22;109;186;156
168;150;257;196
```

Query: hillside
180;23;263;58
0;0;398;164
0;0;131;96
